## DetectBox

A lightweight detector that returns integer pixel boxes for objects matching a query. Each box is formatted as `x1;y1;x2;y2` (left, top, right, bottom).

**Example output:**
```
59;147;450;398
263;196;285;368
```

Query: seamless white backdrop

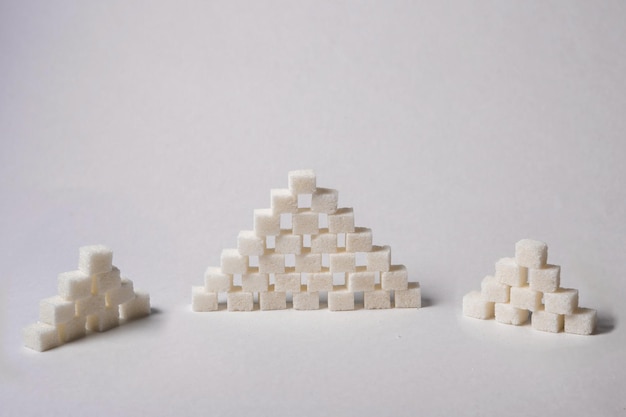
1;1;625;416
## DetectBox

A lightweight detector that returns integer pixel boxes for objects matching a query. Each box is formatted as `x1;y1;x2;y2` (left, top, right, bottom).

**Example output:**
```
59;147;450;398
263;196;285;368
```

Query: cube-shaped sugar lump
544;288;578;315
328;287;355;311
275;232;303;254
192;287;218;312
288;169;316;194
227;290;254;312
93;266;122;294
364;287;391;309
23;322;61;352
310;230;338;253
366;246;391;272
75;294;106;317
329;251;356;273
307;272;333;292
480;275;510;303
274;272;301;293
270;188;298;214
105;279;135;307
39;296;76;325
311;188;338;214
531;308;564;333
293;289;320;310
259;286;287;311
347;270;376;292
242;273;269;292
346;228;373;252
119;292;151;320
78;245;113;275
258;252;285;273
58;316;86;342
394;282;421;308
254;209;280;236
495;258;528;287
221;249;249;274
58;270;91;301
494;303;529;325
292;210;319;235
86;307;119;332
295;251;322;273
204;267;232;292
462;291;494;319
515;239;548;269
528;265;560;293
564;308;596;335
328;208;355;233
381;265;408;291
510;286;542;312
237;231;265;256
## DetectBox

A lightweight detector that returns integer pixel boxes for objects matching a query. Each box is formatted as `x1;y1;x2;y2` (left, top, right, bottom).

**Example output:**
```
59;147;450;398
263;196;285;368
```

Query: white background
1;1;625;416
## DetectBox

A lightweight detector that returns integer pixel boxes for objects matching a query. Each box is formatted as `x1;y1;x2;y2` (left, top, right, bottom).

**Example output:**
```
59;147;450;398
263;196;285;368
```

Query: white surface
1;1;625;416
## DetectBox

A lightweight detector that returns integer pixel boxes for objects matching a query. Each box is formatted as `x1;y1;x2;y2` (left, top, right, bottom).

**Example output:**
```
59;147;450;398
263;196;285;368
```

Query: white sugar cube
58;316;86;342
510;286;542;312
78;245;113;275
221;249;249;274
39;296;76;325
259;286;287;310
364;287;391;309
237;230;265;256
293;288;320;310
329;251;356;272
495;258;528;287
242;273;269;292
311;188;338;214
528;265;560;293
58;270;91;301
23;322;61;352
310;230;338;253
346;227;373;253
347;270;376;292
254;208;280;236
531;308;564;333
328;287;355;311
480;275;510;303
105;279;135;307
295;250;322;273
366;246;391;272
328;208;355;233
275;232;303;255
274;272;301;293
75;294;106;317
292;210;319;235
93;266;122;294
307;272;333;292
227;289;254;312
515;239;548;269
204;267;232;292
86;307;119;332
192;286;218;312
544;288;578;315
381;265;408;291
119;292;151;320
564;308;596;335
270;188;298;214
462;291;494;319
288;169;316;194
494;303;529;325
394;282;421;308
258;252;285;273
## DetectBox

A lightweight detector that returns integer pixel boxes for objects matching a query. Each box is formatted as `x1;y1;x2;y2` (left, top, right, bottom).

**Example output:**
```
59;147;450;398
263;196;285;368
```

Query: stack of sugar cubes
23;245;151;352
192;169;420;312
463;239;596;335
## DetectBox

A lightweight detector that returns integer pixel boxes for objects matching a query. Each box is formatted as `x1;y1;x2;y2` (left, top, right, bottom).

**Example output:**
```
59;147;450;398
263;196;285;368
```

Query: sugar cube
119;292;151;320
258;251;286;273
254;208;280;236
78;245;113;275
307;272;333;292
293;287;320;310
564;308;596;335
274;272;302;293
275;232;303;255
93;266;122;294
75;294;106;317
495;258;528;287
292;210;319;235
237;230;265;256
58;316;86;342
515;239;548;269
270;188;298;214
242;273;269;292
227;289;254;312
347;270;376;292
23;322;61;352
394;282;421;308
311;188;338;214
346;227;373;252
528;265;560;293
329;251;356;273
204;267;233;292
58;270;92;301
310;230;338;253
364;287;391;309
86;307;119;332
462;291;494;319
328;208;355;233
366;246;391;272
510;286;542;312
259;286;287;310
221;249;249;274
480;275;510;303
381;265;408;291
328;287;355;311
531;308;564;333
295;250;322;273
192;286;218;312
544;288;578;315
105;279;135;307
39;296;76;325
288;169;316;194
494;303;529;325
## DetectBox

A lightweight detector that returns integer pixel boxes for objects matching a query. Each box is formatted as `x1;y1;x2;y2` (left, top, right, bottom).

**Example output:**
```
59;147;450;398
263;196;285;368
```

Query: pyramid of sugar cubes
23;245;151;351
192;169;420;312
463;239;596;335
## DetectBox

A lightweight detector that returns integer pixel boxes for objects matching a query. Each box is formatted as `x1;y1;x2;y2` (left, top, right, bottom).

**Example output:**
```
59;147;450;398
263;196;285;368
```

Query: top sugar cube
288;169;316;194
514;239;548;269
78;245;113;275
